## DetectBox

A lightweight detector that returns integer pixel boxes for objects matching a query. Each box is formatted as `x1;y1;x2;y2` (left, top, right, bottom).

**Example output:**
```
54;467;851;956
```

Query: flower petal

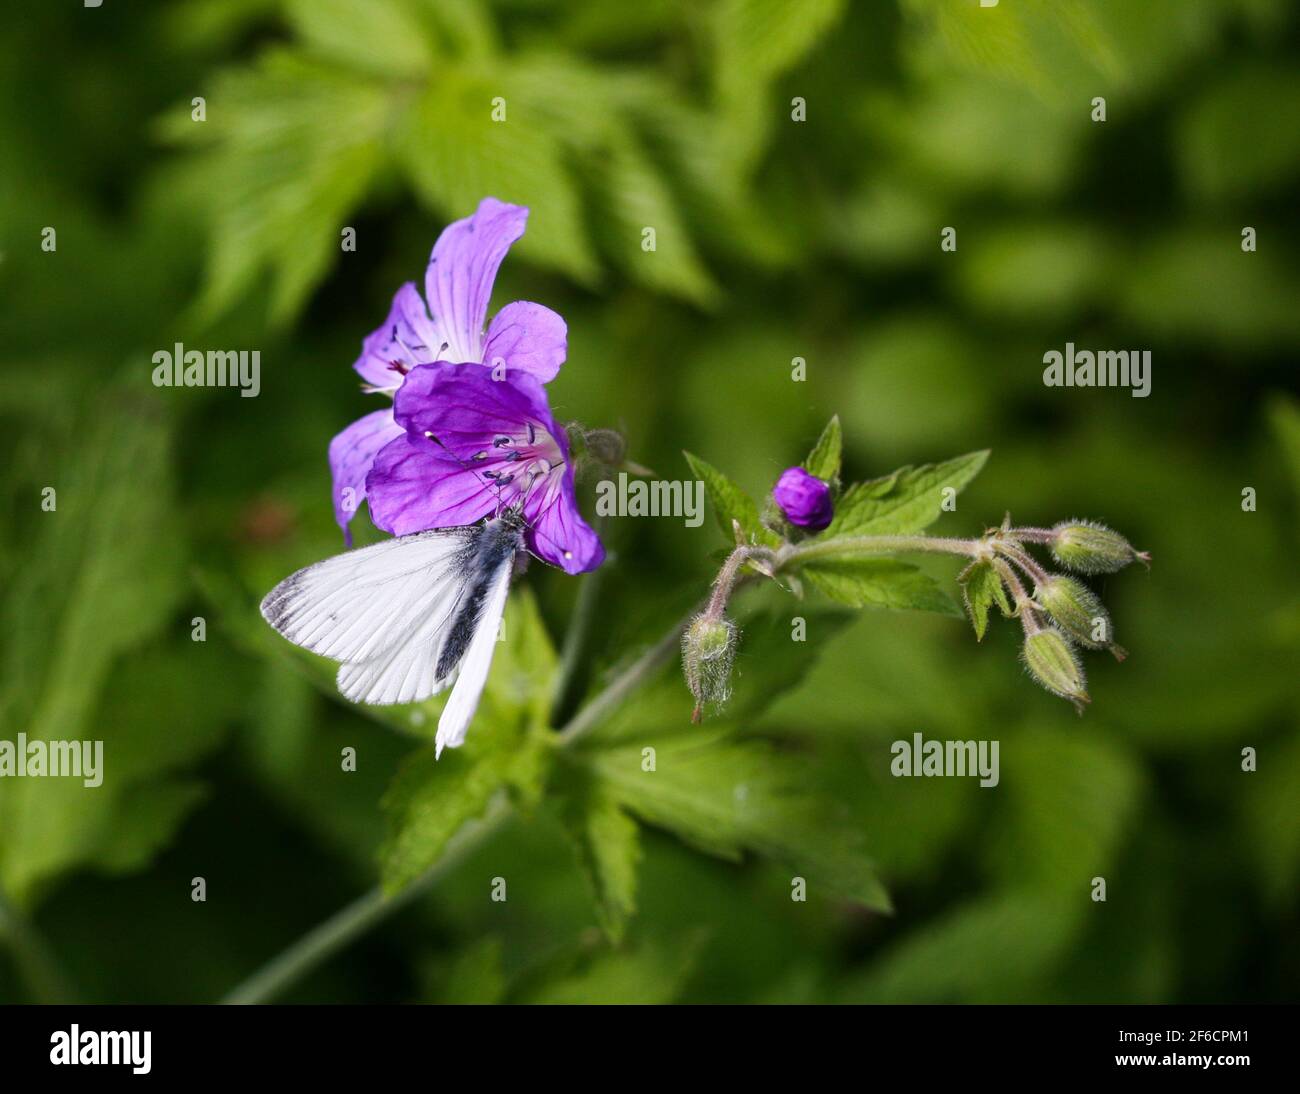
525;469;605;574
483;301;567;383
329;409;405;544
392;362;553;462
352;282;442;390
365;433;497;537
424;197;529;365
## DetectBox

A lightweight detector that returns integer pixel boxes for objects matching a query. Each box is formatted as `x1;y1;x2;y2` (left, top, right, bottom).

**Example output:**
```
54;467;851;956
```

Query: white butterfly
260;509;526;757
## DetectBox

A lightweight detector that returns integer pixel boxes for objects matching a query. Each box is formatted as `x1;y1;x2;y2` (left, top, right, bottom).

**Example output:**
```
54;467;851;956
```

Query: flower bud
1034;576;1114;650
583;428;626;467
773;467;833;531
682;614;737;719
1049;520;1149;574
1022;627;1090;712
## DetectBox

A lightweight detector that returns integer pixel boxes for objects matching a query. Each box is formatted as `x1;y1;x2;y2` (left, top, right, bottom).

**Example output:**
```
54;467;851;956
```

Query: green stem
550;514;609;724
219;794;512;1005
555;606;697;748
778;534;981;569
0;882;79;1003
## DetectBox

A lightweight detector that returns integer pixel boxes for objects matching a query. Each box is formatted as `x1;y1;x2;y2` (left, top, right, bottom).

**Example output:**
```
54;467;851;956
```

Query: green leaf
802;415;842;483
960;559;1011;640
840;890;1082;1003
581;733;890;910
555;772;641;942
393;68;600;286
428;936;507;1005
826;450;989;537
162;51;390;325
377;589;557;892
0;388;222;904
682;451;775;545
286;0;438;79
802;558;960;617
591;131;720;306
514;935;703;1005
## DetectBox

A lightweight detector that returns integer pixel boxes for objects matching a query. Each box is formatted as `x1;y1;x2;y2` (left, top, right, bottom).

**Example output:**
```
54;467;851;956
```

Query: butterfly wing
435;555;513;757
260;528;477;705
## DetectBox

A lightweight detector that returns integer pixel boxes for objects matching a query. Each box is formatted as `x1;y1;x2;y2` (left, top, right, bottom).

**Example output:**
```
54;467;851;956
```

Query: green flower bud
1022;627;1090;713
1034;576;1114;650
682;615;737;720
1050;520;1149;575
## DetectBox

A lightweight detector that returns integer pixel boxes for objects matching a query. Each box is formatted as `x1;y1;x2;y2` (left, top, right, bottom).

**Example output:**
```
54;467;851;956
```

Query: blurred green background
2;0;1298;1004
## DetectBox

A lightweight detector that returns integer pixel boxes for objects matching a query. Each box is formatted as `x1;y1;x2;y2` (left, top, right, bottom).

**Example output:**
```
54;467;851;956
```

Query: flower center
476;420;563;503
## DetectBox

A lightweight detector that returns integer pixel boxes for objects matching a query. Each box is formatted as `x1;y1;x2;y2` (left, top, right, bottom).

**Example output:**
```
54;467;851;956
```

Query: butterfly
260;507;526;757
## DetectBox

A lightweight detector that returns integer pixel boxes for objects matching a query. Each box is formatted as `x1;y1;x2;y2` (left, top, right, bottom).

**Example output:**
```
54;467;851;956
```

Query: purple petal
425;198;529;366
352;283;443;390
483;301;566;383
329;409;405;544
525;468;605;574
365;433;497;537
392;362;553;462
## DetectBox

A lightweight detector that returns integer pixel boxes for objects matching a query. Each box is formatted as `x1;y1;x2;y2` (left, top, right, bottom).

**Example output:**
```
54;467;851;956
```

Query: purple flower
366;363;604;574
773;467;833;530
329;197;568;543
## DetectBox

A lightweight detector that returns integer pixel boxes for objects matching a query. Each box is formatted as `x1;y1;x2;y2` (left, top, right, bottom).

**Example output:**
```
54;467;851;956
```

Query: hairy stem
778;534;982;570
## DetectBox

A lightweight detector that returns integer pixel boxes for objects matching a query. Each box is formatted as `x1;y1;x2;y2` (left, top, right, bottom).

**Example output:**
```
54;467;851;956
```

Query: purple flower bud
773;467;833;530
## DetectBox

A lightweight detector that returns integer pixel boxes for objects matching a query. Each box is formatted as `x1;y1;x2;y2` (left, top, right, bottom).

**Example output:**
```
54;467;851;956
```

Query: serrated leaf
163;51;391;325
960;559;1011;640
826;450;989;538
377;589;557;892
683;451;774;545
582;733;890;910
556;773;641;942
393;69;600;285
802;415;842;483
0;388;215;904
802;558;959;617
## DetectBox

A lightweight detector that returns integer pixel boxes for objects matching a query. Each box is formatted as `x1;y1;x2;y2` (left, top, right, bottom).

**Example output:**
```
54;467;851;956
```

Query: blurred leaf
513;934;702;1004
286;0;438;78
393;68;599;285
984;728;1145;895
555;773;641;942
0;389;204;903
840;890;1082;1003
711;0;848;174
826;450;989;537
428;935;507;1004
1178;66;1300;201
580;733;890;911
162;51;390;325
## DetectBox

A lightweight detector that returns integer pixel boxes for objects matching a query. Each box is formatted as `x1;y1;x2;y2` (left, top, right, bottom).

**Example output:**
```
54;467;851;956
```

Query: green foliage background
1;0;1297;1003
